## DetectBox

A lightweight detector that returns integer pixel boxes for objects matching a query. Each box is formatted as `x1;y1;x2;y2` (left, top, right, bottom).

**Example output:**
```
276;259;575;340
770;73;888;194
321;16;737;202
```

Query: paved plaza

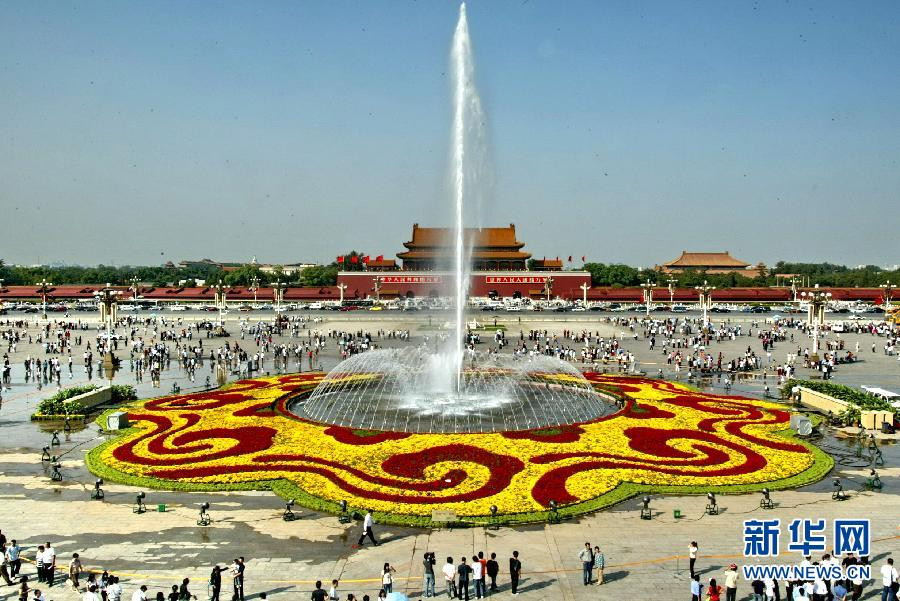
1;311;898;600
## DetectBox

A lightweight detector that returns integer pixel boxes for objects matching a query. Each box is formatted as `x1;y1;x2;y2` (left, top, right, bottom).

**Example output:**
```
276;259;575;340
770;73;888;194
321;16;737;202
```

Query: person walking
381;563;396;595
69;553;83;590
5;539;21;577
509;552;521;596
578;543;593;586
0;548;13;586
723;564;738;601
690;574;703;601
880;558;898;601
689;541;699;578
357;511;378;547
442;557;457;600
593;546;605;585
485;553;499;593
310;580;327;601
423;553;436;598
457;557;472;601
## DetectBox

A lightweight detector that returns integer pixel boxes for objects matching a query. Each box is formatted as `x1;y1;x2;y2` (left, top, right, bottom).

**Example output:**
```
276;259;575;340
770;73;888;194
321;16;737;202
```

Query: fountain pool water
297;348;615;434
298;4;614;433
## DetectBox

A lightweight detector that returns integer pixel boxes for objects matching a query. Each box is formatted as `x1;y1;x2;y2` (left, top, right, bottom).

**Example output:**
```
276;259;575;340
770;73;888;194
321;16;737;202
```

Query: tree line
1;258;896;289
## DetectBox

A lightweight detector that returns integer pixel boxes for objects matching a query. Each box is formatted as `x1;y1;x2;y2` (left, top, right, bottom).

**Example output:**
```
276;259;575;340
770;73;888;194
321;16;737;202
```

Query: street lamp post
129;276;140;301
250;275;260;304
695;280;716;327
880;280;895;311
273;280;287;309
579;282;590;306
543;276;554;302
213;280;227;326
800;284;832;361
666;277;677;308
640;278;654;317
337;283;348;304
96;283;120;371
789;276;801;303
37;278;53;319
372;277;382;302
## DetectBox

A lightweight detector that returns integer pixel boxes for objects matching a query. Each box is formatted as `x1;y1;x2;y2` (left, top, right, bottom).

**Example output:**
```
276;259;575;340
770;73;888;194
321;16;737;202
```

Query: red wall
337;271;592;299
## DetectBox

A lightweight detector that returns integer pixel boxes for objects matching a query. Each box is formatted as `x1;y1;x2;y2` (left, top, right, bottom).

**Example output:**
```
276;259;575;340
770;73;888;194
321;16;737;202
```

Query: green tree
299;265;339;287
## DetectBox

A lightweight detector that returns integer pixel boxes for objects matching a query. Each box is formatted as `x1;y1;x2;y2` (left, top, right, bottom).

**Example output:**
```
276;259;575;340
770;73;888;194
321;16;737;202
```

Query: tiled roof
664;251;750;268
404;223;525;249
397;250;531;260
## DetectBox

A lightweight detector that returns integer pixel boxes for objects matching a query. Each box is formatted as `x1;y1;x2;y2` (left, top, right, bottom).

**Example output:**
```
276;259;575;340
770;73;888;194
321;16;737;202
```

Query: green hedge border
85;380;835;528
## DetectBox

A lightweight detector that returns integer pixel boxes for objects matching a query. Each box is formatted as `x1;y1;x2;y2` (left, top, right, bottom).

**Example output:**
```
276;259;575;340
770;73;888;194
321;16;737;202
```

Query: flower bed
87;373;832;526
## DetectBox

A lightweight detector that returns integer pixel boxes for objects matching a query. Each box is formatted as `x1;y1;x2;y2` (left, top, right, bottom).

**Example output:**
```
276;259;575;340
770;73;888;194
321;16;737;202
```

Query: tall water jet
296;2;615;434
450;2;485;393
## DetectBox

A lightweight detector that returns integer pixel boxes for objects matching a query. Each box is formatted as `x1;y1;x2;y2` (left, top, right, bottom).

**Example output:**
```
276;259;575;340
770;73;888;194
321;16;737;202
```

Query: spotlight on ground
41;446;51;461
866;469;883;491
91;478;104;500
338;499;352;524
50;462;63;482
759;487;774;509
705;492;718;515
50;431;61;446
283;498;297;522
640;495;652;520
548;499;560;524
197;502;211;526
134;491;146;514
832;477;847;501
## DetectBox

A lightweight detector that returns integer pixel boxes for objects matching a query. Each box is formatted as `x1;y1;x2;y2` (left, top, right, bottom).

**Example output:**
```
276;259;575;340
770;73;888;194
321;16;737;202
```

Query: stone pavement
1;312;899;600
0;443;898;601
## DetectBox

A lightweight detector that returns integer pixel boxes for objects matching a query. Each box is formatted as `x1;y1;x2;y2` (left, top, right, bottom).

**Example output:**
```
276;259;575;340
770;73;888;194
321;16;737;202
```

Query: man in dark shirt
310;580;327;601
457;557;472;601
509;551;521;595
209;566;226;601
486;553;500;592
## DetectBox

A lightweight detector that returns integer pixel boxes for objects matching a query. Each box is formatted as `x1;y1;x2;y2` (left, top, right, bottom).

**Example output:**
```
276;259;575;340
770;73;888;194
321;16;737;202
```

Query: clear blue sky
2;1;899;267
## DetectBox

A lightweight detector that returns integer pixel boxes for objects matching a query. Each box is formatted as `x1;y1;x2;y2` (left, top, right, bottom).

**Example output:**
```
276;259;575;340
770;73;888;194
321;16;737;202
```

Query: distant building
337;223;586;299
396;223;531;271
658;251;765;278
259;263;316;276
177;258;316;276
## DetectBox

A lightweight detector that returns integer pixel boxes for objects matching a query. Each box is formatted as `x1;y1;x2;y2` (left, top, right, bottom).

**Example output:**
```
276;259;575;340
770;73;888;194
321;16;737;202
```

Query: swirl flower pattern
90;373;829;522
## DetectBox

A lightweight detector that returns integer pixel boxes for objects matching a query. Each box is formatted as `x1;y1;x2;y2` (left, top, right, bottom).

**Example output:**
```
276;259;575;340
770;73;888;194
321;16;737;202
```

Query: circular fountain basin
294;348;616;434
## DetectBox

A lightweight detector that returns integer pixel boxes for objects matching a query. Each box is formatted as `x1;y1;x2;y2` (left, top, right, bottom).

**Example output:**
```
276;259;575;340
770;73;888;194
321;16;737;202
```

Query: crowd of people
691;552;898;601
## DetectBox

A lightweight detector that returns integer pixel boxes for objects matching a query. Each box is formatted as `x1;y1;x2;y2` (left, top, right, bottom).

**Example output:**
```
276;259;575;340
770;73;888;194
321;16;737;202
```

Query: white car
168;304;188;311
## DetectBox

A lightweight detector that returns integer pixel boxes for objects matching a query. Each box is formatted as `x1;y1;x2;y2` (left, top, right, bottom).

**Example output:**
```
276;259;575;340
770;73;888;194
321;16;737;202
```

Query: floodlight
198;502;211;526
91;478;104;500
